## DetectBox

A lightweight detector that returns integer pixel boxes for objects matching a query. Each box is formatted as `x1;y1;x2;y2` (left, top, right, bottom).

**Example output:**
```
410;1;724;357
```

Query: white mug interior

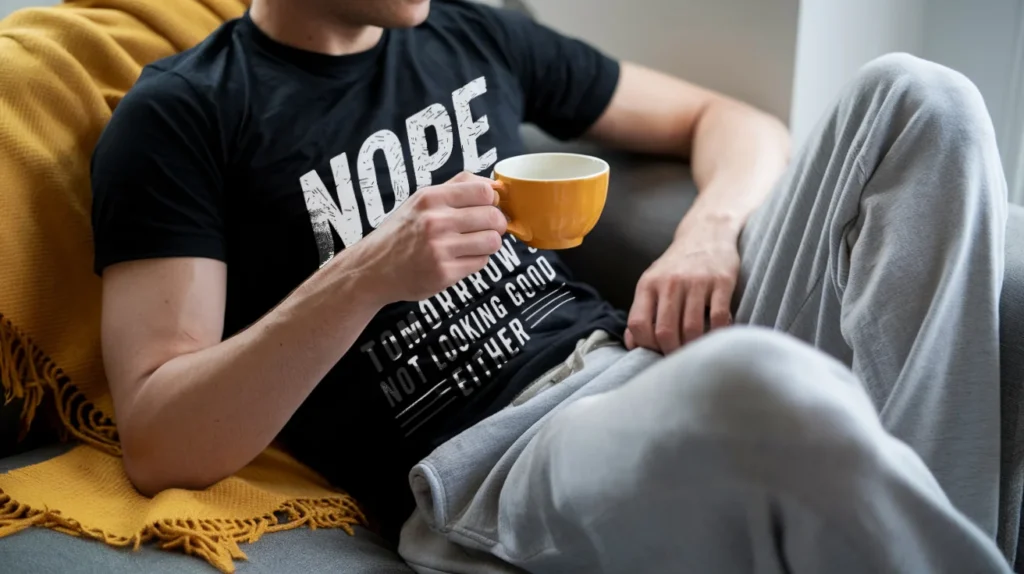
494;152;609;181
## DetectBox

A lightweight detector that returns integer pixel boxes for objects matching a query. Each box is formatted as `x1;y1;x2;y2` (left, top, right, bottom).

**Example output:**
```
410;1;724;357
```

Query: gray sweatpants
398;52;1010;573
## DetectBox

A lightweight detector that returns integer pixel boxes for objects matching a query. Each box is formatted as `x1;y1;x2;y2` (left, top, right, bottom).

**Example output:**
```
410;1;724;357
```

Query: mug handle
491;179;533;242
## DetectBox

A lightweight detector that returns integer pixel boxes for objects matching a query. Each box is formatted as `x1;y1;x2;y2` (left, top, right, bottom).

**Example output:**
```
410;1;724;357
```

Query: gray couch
2;127;1023;572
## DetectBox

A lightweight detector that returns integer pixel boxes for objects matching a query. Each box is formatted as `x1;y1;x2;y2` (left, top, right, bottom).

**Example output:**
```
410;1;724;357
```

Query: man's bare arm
102;255;381;496
584;62;790;353
102;175;505;496
586;63;791;222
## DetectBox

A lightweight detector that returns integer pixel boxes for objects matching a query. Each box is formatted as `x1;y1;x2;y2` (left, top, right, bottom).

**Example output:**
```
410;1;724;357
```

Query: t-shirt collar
239;10;388;78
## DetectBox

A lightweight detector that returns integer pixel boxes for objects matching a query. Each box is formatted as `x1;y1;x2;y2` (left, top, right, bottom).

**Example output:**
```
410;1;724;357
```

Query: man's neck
249;0;383;56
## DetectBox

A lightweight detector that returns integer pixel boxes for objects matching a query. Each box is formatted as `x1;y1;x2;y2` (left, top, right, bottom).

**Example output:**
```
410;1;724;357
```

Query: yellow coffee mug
492;152;610;250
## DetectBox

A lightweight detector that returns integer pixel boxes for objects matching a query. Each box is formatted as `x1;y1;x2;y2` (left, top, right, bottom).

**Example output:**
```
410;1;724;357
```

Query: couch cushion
0;446;414;574
2;525;413;574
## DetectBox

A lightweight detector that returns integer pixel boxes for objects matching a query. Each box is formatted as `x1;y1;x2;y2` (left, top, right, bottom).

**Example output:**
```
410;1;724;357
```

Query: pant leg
399;340;663;574
402;327;1010;574
736;52;1009;541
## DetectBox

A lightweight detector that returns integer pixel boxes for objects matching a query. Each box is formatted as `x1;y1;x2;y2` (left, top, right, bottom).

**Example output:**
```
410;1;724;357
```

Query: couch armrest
520;125;697;310
1000;205;1024;564
1005;205;1024;374
0;444;415;573
1003;205;1023;370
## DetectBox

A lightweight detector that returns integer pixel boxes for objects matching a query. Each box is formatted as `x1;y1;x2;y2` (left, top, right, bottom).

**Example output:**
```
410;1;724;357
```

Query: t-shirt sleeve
485;8;621;141
90;69;226;275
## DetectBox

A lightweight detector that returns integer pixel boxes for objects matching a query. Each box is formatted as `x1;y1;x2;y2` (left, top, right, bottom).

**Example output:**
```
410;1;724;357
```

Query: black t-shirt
91;0;626;534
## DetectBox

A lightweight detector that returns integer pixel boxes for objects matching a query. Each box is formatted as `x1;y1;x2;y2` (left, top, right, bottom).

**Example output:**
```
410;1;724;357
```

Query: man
90;0;1010;571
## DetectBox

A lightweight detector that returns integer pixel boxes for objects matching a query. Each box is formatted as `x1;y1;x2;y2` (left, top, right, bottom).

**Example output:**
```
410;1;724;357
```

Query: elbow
121;443;171;498
741;102;791;160
716;95;786;127
124;462;174;499
763;111;792;160
720;99;793;165
120;427;219;497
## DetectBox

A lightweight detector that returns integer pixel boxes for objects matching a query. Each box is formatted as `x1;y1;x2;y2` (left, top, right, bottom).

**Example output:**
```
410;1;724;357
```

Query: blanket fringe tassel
0;313;121;455
0;315;370;573
1;313;120;454
0;491;367;573
0;314;51;442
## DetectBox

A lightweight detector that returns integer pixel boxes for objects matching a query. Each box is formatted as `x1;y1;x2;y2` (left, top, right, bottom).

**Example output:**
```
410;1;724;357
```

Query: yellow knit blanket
0;1;366;571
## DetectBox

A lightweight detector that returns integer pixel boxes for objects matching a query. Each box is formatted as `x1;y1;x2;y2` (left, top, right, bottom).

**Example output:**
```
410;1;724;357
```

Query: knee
854;52;991;135
658;327;878;447
534;328;883;514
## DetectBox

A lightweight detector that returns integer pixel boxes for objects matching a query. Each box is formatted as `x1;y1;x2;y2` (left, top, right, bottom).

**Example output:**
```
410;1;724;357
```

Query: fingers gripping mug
492;152;610;250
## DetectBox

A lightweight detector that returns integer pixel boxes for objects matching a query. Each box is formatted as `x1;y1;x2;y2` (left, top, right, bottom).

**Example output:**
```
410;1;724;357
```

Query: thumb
624;327;636;350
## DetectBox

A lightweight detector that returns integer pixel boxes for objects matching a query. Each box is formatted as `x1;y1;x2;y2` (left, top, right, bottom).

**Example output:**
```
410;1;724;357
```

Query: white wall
790;0;1024;202
924;0;1021;134
789;0;927;147
525;0;801;123
924;0;1024;204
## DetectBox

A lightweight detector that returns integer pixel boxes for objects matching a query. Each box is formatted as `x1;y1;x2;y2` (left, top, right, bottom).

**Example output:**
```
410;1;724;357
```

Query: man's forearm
120;254;383;496
594;62;793;350
681;100;790;240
